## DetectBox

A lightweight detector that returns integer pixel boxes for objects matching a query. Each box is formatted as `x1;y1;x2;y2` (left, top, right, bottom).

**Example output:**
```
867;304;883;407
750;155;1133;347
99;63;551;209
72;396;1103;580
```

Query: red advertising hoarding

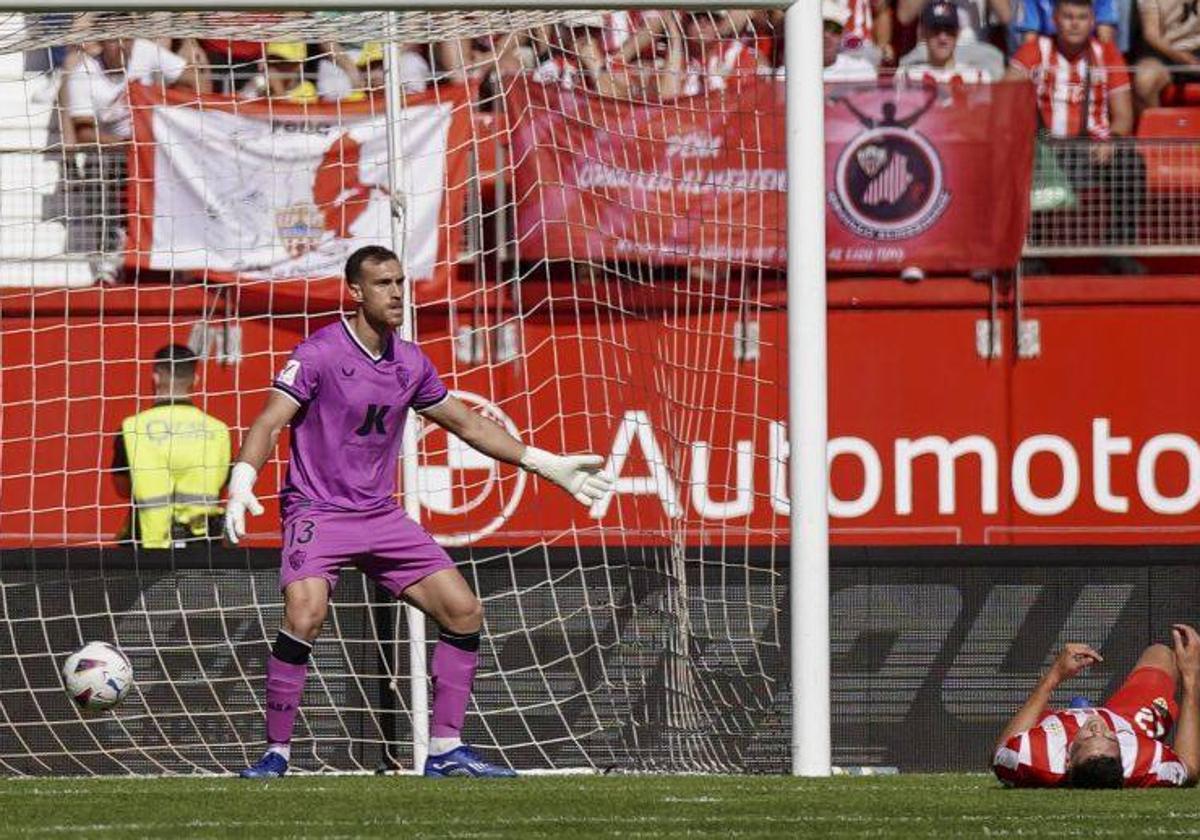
2;278;1198;548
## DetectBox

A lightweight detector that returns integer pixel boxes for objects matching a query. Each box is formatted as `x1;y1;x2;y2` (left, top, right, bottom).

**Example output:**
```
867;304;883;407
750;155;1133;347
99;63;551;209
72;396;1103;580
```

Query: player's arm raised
420;395;613;506
995;643;1102;751
1171;624;1200;786
224;391;300;544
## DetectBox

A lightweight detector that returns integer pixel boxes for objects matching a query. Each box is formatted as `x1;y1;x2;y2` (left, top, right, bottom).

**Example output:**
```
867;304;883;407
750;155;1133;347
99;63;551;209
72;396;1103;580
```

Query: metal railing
1025;136;1200;257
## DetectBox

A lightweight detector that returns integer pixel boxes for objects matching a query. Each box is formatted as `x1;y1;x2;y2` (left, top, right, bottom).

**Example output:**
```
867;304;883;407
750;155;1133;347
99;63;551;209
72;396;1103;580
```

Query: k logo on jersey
355;404;391;436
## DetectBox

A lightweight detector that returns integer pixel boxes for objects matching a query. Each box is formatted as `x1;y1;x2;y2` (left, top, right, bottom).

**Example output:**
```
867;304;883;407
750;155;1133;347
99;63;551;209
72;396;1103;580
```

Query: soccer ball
62;641;133;713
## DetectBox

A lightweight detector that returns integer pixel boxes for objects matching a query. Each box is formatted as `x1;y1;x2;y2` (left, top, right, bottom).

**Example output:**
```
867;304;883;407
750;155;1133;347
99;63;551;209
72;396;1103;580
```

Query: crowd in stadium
38;0;1197;282
52;0;1200;125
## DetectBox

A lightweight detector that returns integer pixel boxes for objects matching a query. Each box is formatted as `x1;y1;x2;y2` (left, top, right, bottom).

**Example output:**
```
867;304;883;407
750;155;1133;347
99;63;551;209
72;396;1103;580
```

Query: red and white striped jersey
701;40;763;92
1009;36;1131;140
602;11;658;55
844;0;877;47
992;708;1190;788
675;41;765;98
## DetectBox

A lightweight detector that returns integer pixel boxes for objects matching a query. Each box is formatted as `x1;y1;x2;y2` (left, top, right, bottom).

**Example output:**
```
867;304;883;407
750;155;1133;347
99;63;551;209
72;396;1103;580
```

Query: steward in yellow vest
112;345;231;548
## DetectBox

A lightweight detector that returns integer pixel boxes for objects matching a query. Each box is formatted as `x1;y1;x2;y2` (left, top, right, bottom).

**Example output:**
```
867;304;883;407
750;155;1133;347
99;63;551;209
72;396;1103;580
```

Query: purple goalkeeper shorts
278;506;455;596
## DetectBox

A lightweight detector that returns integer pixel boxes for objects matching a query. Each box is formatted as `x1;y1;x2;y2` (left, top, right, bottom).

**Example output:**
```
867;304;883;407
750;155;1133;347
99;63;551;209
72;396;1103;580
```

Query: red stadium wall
2;276;1198;547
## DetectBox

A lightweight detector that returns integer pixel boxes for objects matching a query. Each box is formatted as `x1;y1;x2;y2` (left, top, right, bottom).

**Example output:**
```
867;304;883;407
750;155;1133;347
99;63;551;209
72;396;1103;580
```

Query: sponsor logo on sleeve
277;360;300;387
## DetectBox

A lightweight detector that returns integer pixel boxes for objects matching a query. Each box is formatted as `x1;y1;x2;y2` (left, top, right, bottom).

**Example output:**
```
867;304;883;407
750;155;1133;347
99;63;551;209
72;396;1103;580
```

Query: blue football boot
423;745;516;778
239;751;289;778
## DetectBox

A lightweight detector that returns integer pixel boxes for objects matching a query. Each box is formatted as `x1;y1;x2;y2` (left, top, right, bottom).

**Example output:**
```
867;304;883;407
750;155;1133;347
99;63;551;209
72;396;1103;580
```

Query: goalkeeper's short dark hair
345;245;401;285
1066;755;1124;789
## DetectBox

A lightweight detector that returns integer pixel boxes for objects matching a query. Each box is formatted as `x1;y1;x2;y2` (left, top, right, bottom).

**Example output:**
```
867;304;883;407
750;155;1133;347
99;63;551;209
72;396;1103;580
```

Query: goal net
0;8;791;775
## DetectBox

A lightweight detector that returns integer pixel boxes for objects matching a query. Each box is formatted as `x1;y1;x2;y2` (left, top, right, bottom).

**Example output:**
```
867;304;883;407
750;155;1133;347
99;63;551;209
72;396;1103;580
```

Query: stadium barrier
1025;135;1200;257
3;544;1195;775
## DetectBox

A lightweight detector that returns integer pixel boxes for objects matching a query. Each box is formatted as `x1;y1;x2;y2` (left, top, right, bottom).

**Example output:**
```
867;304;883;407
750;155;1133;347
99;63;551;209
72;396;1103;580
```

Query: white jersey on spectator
896;62;995;85
65;40;186;139
822;53;879;82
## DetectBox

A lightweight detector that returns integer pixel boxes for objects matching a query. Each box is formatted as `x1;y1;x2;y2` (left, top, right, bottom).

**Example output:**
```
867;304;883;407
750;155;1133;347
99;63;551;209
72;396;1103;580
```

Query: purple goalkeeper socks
265;655;308;746
430;631;480;739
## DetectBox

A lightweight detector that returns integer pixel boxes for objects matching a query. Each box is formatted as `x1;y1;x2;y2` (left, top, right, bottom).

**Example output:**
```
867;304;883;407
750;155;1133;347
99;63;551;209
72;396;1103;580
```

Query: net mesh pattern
0;8;792;774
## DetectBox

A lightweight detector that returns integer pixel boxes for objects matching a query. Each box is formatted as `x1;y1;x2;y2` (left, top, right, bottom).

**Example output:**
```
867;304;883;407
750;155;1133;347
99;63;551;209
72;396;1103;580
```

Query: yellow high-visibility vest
120;403;231;549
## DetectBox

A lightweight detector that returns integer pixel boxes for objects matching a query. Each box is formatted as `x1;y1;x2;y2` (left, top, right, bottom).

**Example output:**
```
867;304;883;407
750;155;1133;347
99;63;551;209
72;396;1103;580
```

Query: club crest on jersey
827;94;950;241
395;368;409;388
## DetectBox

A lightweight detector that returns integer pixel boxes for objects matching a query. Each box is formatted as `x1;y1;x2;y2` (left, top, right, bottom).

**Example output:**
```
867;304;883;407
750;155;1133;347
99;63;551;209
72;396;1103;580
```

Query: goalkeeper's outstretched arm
421;395;613;507
224;391;299;544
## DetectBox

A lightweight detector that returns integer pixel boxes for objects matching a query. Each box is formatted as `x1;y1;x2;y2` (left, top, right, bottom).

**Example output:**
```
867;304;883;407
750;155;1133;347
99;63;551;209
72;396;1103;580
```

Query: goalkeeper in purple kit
226;245;612;779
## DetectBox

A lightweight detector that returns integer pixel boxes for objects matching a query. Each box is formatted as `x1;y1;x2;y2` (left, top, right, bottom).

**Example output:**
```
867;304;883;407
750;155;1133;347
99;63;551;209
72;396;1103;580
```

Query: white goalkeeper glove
520;446;613;507
224;462;264;545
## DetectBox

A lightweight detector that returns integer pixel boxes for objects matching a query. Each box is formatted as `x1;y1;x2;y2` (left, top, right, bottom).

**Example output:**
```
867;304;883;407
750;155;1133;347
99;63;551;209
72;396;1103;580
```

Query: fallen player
993;624;1200;788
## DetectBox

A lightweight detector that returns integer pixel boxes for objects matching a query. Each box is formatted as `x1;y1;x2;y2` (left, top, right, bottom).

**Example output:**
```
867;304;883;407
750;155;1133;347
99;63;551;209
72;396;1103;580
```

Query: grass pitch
3;773;1200;838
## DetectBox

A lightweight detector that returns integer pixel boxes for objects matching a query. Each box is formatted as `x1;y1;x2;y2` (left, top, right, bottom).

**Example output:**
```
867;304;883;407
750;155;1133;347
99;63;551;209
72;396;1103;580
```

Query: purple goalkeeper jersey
272;319;449;516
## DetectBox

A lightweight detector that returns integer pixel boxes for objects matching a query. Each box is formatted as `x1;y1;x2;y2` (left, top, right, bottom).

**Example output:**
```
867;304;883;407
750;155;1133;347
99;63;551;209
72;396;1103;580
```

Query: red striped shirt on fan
992;708;1189;787
845;0;877;46
1009;36;1130;140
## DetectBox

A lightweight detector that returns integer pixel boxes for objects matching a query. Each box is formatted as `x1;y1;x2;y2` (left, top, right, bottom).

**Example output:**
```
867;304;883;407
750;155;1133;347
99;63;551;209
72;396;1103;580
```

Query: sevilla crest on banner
126;85;471;286
824;81;1036;272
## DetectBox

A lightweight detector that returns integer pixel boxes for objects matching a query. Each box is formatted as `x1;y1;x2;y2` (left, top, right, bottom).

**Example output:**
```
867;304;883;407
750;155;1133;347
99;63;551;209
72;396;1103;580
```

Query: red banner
508;77;787;266
508;78;1036;274
825;81;1035;273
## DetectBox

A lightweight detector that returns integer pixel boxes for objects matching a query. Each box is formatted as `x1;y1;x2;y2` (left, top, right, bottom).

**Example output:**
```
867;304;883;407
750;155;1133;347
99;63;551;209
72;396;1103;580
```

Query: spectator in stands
1013;0;1118;44
64;35;202;143
680;11;769;95
317;41;430;102
897;0;1012;45
434;31;525;88
200;39;264;95
823;0;880;81
64;36;199;284
532;22;659;100
1006;0;1144;271
241;42;318;104
845;0;896;65
1132;0;1200;109
605;10;770;98
532;24;598;90
112;344;231;549
898;0;1006;80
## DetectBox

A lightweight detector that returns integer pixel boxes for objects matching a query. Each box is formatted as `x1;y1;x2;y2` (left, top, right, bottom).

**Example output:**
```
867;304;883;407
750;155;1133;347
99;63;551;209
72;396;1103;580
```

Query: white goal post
0;1;829;777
